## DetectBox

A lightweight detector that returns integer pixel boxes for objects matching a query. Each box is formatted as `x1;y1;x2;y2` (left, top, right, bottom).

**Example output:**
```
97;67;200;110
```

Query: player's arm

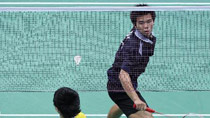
119;69;146;110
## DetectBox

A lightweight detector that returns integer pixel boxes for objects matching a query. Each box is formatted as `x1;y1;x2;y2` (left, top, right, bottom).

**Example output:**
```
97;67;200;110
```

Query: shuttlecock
74;55;81;65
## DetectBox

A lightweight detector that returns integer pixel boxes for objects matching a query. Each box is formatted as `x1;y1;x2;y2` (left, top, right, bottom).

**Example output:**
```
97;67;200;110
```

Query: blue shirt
107;29;156;91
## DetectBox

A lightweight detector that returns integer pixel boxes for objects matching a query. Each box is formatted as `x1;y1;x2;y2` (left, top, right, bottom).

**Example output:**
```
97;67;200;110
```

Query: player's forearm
119;69;140;102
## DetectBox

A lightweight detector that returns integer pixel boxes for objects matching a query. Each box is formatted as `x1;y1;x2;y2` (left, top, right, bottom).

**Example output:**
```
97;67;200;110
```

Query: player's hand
133;100;146;111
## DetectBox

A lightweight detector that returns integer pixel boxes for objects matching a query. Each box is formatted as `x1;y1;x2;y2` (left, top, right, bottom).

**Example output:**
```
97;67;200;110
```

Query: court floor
0;91;210;117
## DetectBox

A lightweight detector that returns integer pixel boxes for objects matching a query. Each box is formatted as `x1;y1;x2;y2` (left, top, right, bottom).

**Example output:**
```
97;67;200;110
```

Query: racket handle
146;107;155;113
133;104;155;113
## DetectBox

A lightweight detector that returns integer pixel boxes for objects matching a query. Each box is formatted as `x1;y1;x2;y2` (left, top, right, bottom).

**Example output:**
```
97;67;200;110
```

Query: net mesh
0;9;210;92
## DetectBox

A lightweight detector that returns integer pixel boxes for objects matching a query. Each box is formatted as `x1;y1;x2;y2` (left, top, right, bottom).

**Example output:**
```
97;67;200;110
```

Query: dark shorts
108;91;148;117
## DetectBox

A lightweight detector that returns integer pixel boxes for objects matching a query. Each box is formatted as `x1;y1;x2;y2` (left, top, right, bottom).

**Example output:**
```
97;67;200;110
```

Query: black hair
53;87;81;118
130;4;156;26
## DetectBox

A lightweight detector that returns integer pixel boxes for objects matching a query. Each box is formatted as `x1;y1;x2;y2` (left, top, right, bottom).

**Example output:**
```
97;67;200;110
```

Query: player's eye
146;19;153;24
138;21;144;25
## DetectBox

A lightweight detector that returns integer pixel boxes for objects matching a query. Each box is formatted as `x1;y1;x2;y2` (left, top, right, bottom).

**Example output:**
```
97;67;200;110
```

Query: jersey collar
134;29;154;44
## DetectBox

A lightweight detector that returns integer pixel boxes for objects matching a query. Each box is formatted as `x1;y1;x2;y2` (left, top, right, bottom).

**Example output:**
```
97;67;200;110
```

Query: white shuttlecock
74;55;81;65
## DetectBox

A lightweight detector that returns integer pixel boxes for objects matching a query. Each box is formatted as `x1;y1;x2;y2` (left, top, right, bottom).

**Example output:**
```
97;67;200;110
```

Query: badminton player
53;87;86;118
107;4;157;118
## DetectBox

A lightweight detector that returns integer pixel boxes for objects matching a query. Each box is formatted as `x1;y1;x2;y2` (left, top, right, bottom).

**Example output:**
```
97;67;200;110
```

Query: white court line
0;114;210;117
0;2;210;5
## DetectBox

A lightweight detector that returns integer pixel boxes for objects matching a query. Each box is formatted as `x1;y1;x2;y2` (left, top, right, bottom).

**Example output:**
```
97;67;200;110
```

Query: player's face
135;14;154;38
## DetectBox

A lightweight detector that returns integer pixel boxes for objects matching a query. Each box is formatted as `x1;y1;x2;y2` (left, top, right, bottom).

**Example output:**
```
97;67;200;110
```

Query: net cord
0;2;210;5
0;6;210;11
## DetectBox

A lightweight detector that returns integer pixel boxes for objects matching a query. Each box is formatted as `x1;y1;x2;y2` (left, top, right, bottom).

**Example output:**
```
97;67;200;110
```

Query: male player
107;4;156;118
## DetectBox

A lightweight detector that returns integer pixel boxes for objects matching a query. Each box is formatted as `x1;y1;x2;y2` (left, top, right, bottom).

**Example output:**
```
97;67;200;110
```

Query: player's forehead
136;14;153;21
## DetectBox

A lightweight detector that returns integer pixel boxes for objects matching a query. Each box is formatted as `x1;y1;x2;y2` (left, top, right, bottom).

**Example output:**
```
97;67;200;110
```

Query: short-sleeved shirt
75;112;86;118
107;29;156;91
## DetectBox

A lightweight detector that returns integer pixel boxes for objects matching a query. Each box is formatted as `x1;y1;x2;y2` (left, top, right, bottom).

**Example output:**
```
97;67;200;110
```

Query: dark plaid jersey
107;29;156;91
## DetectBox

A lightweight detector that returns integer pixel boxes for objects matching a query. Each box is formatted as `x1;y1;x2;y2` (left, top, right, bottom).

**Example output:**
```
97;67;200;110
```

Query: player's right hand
133;100;146;111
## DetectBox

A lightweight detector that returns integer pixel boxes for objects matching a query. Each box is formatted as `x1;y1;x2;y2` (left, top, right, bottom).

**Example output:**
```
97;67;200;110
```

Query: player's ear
55;107;63;118
55;107;60;114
